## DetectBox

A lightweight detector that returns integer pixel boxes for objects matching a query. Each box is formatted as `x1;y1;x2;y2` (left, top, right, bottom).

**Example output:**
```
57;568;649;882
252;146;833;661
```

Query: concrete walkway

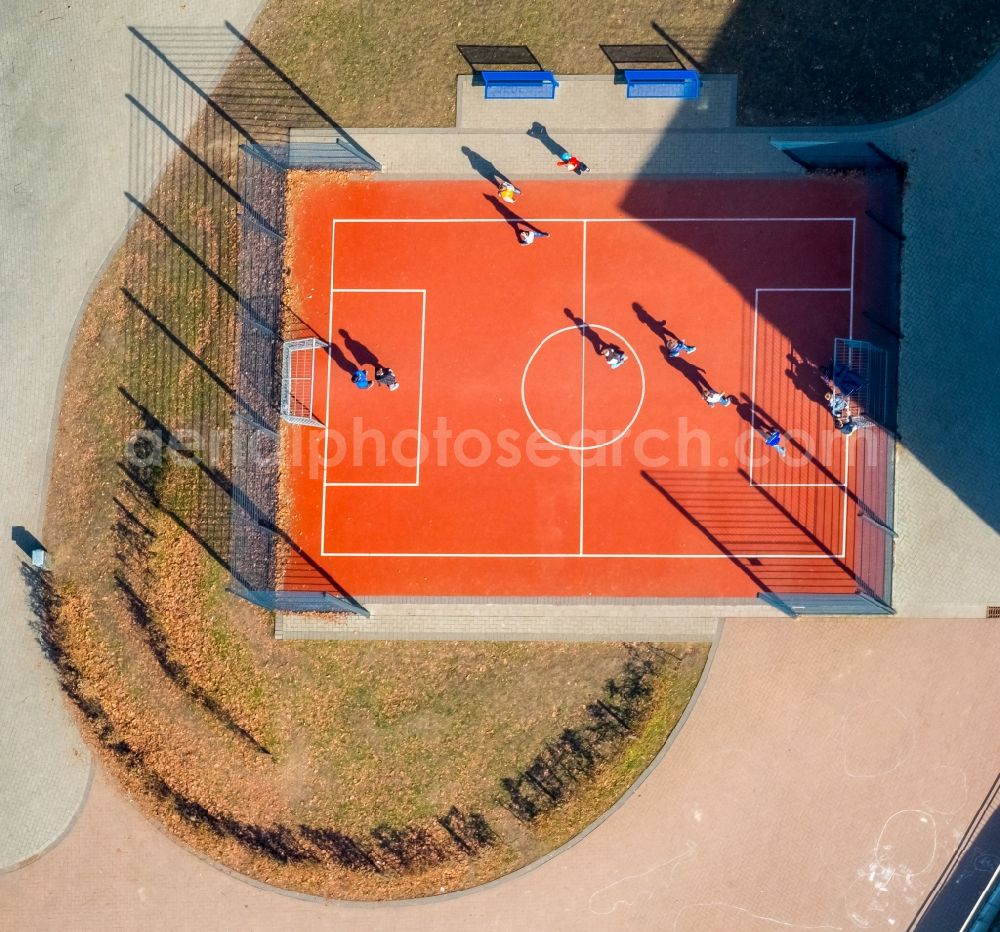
277;603;725;641
0;0;262;872
2;618;998;931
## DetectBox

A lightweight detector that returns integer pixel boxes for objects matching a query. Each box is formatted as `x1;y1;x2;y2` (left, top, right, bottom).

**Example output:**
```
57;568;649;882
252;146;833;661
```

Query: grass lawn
252;0;1000;126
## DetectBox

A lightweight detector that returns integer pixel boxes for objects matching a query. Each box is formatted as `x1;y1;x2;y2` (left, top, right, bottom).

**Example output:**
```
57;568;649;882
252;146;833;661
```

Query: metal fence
231;142;371;615
761;152;903;616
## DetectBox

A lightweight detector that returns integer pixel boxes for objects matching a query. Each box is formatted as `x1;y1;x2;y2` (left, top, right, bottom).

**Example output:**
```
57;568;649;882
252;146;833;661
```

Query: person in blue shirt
762;428;787;457
665;337;697;358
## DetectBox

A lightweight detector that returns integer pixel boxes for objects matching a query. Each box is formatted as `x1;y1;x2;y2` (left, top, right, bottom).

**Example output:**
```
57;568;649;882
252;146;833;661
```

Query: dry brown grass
252;0;1000;127
31;11;724;901
44;301;708;897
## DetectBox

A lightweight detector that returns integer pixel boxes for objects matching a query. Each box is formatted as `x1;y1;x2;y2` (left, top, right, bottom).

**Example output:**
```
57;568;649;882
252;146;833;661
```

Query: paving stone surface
0;0;262;872
276;606;725;641
455;74;737;131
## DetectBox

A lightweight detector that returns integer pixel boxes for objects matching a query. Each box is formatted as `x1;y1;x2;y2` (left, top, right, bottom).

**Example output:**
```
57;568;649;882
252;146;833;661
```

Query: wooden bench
480;70;558;99
623;69;701;99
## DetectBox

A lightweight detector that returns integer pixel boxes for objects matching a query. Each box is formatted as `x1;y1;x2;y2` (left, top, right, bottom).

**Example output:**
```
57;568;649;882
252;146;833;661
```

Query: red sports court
277;174;888;600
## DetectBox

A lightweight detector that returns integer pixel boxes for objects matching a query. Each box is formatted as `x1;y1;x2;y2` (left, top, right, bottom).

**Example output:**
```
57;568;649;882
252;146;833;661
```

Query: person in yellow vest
498;180;521;204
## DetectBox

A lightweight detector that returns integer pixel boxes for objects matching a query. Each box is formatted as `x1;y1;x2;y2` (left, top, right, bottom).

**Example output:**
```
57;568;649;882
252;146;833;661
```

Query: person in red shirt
556;151;590;174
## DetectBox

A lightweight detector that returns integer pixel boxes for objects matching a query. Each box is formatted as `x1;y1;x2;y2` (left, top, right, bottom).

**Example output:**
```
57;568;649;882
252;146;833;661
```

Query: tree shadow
18;565;501;877
115;572;270;754
499;646;675;822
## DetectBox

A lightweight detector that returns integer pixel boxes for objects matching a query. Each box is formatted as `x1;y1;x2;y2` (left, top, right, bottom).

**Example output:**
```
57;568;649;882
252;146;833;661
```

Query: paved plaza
2;618;999;931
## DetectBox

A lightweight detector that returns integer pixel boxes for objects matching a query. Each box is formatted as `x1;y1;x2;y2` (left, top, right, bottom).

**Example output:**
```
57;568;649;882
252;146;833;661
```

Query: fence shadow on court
122;26;373;607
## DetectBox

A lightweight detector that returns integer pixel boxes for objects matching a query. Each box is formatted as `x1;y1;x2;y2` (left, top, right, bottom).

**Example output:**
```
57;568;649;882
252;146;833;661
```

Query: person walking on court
556;151;589;174
702;389;732;408
519;229;550;246
762;428;787;457
351;368;372;390
600;344;628;369
375;365;399;391
498;180;521;204
665;336;697;357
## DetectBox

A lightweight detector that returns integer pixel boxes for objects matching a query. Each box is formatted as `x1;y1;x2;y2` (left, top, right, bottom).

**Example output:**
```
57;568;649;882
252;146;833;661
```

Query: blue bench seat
481;70;558;99
623;69;701;99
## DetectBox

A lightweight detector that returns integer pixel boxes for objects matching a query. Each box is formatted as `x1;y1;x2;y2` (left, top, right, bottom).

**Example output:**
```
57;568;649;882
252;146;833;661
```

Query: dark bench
623;69;701;99
480;70;558;99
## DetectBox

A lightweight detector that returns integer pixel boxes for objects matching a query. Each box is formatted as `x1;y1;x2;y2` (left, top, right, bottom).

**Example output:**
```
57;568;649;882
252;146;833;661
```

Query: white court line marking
520;325;646;451
839;219;859;557
323;288;426;489
330;216;858;224
326;483;418;488
321;217;855;561
748;290;760;483
320;550;838;558
749;287;853;491
319;220;336;556
754;483;847;488
579;220;587;556
415;289;427;487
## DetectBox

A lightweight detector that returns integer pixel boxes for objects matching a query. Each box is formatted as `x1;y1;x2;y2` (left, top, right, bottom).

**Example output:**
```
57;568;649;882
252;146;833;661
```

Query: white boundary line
318;219;427;514
322;286;426;489
320;215;856;560
319;551;839;559
318;220;336;552
328;216;858;224
579;220;587;556
748;286;854;491
841;219;858;556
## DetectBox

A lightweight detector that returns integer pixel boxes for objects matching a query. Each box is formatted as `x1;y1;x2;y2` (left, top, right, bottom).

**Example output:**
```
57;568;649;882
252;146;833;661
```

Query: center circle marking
520;324;646;451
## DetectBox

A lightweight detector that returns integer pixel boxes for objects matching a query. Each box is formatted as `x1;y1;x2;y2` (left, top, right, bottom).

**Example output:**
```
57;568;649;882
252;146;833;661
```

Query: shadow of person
460;146;511;186
526;121;566;157
563;307;605;354
483;194;545;243
338;328;380;368
785;349;828;405
326;342;356;376
662;349;711;394
734;392;785;438
632;301;679;345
